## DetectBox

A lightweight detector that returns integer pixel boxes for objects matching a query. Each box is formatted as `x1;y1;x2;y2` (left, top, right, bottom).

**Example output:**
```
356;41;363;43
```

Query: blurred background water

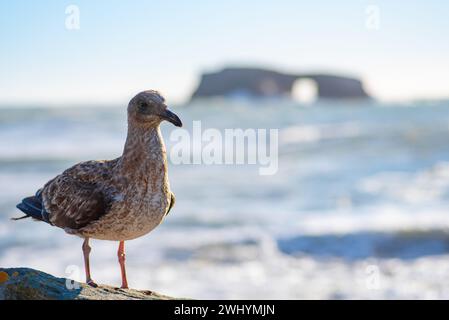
2;100;449;299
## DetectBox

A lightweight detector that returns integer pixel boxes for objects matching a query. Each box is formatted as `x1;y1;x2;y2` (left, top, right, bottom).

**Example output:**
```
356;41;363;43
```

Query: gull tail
14;190;52;224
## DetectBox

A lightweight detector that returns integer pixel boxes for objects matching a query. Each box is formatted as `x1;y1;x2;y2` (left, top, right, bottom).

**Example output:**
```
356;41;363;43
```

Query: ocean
1;99;449;299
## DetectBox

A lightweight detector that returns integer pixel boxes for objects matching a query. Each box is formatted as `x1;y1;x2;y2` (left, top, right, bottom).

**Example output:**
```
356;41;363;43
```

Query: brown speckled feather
41;160;118;230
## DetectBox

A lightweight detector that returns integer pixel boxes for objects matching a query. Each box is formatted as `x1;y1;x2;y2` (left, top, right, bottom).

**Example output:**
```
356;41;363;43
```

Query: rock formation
0;267;176;300
191;67;371;100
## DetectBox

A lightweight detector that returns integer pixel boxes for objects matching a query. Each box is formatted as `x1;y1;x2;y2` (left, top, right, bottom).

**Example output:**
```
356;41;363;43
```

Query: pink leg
118;241;129;289
82;238;97;287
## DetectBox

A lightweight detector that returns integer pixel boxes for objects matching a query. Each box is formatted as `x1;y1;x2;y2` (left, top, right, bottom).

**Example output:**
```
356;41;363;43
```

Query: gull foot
114;287;127;291
87;280;98;288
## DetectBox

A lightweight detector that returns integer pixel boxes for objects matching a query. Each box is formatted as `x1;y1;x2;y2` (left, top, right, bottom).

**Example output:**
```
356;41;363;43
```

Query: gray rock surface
0;267;176;300
191;67;371;100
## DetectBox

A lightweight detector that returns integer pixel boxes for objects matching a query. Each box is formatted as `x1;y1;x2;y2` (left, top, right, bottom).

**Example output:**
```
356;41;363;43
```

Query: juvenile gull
14;90;182;288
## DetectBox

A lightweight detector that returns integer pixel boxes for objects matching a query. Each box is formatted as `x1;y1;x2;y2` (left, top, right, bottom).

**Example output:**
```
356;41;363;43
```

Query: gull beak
162;109;182;127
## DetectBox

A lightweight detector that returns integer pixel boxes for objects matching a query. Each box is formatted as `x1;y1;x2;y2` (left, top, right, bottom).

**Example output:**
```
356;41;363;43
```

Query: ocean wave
280;122;361;144
358;162;449;204
3;102;449;298
278;230;449;260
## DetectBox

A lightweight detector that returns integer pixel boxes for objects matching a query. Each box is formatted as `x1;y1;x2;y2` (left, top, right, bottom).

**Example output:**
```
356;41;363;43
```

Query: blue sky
1;0;448;105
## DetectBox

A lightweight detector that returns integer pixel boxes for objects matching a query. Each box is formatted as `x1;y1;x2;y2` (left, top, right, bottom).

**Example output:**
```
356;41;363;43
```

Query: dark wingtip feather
11;215;30;221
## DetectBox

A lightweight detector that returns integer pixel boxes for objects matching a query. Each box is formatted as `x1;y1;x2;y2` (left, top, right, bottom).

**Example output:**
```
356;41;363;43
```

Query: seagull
14;90;182;289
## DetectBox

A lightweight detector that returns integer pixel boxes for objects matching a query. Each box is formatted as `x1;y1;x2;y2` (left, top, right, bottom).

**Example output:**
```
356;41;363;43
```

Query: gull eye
138;102;149;113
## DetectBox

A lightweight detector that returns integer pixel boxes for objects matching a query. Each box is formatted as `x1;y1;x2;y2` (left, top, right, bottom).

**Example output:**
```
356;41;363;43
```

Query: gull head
128;90;182;127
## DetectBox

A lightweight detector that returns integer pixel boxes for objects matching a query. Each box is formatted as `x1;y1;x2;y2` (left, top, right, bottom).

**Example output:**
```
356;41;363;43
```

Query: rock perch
0;267;177;300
